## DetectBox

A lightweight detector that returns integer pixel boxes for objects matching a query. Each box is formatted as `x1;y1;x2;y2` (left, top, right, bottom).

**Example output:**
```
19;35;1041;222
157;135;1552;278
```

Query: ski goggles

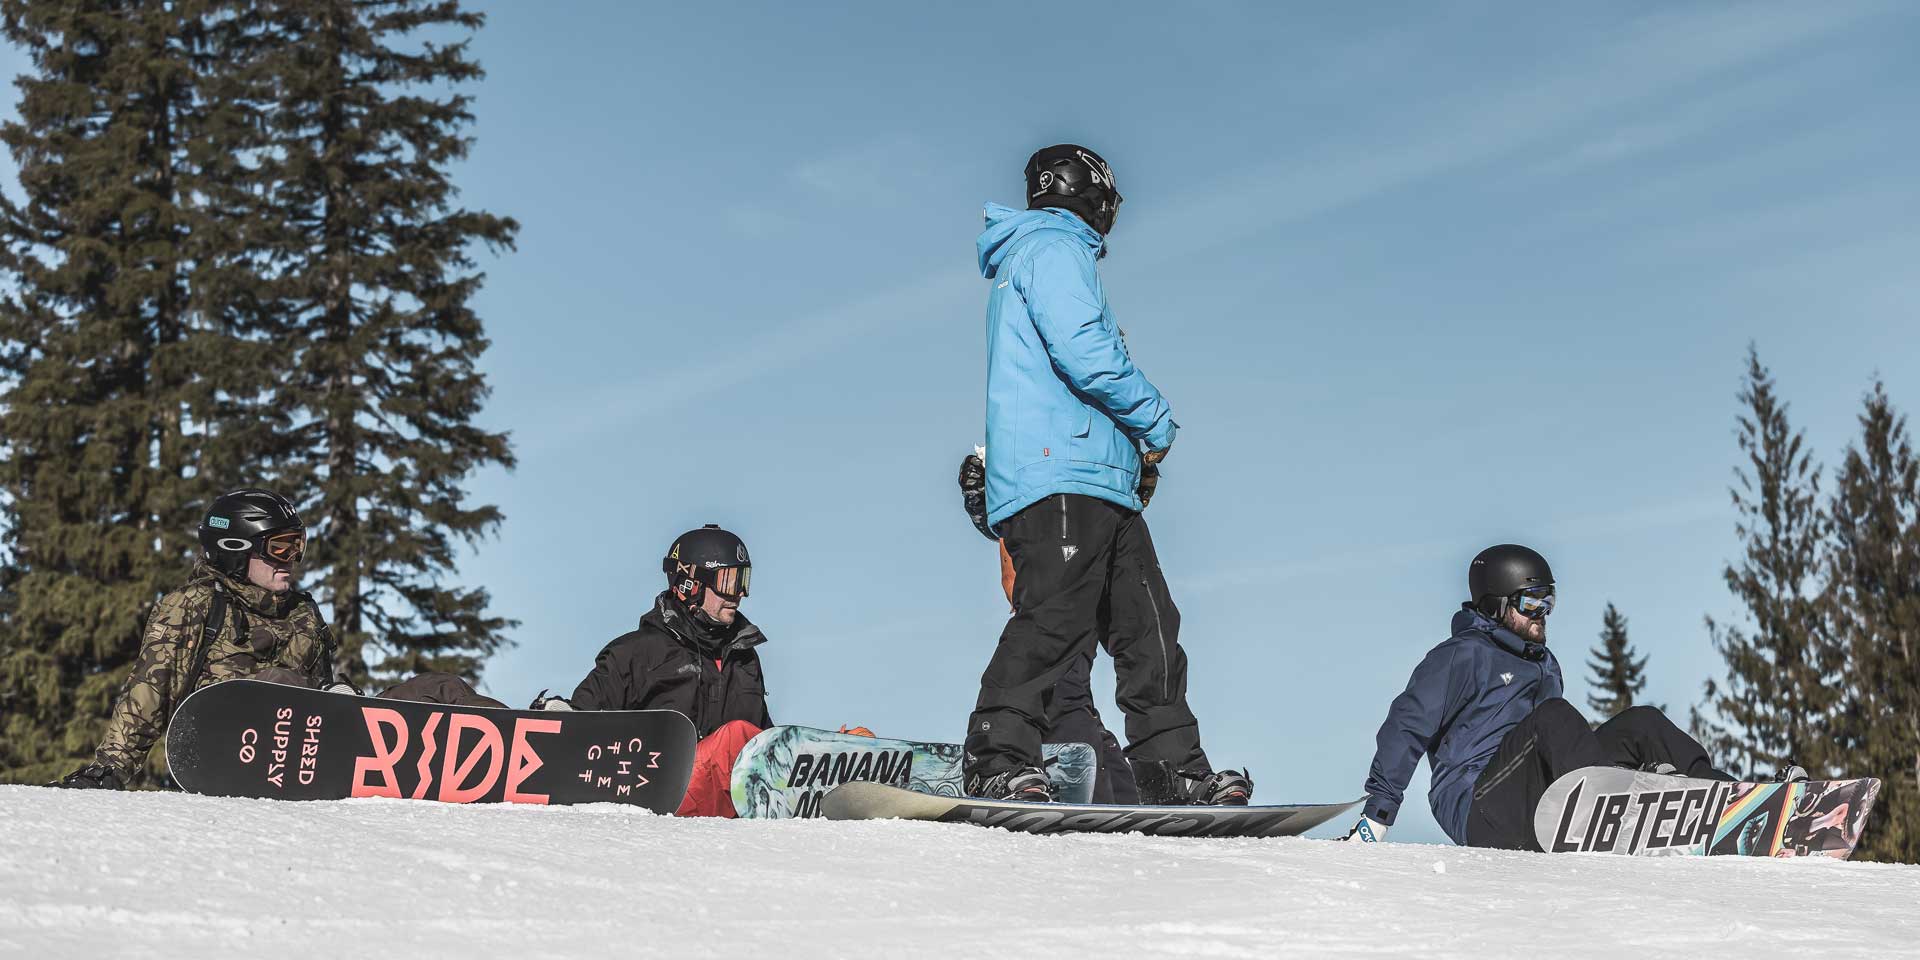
1510;585;1555;620
260;530;306;565
701;564;750;602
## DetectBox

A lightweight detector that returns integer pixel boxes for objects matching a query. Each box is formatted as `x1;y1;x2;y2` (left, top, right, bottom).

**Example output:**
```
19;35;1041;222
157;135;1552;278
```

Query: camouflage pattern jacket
94;561;336;778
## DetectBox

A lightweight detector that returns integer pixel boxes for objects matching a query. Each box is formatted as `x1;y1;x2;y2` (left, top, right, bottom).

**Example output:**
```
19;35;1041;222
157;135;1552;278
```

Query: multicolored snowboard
730;725;1098;818
822;780;1363;838
166;679;696;811
1533;766;1881;858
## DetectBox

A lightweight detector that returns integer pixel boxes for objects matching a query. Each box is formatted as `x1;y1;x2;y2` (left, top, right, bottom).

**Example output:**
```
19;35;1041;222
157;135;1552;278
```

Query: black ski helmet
198;488;305;576
663;524;752;604
1025;144;1123;235
1469;544;1554;617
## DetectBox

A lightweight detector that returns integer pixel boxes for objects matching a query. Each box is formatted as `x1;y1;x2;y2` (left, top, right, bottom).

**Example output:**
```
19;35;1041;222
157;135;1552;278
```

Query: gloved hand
1343;814;1389;842
1141;444;1170;468
958;449;996;541
51;763;125;790
1136;462;1160;508
529;689;575;711
838;725;876;738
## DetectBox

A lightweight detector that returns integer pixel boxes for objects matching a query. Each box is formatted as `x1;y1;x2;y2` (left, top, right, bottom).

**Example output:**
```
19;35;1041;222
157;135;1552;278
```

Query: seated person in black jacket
546;524;770;816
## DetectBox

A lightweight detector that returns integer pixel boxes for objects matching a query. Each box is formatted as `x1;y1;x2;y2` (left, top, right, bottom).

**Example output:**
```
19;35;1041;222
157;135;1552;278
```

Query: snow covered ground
3;786;1917;959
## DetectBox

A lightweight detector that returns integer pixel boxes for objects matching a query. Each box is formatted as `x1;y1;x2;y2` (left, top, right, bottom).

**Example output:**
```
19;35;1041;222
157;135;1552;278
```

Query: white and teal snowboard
821;780;1363;838
730;725;1097;818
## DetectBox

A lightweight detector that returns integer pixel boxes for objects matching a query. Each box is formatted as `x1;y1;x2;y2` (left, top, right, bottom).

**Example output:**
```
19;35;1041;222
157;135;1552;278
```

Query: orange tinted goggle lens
263;531;306;564
710;566;749;599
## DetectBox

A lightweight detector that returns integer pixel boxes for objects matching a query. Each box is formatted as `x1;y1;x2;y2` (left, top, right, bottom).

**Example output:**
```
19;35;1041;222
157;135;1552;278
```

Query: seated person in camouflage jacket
55;488;501;789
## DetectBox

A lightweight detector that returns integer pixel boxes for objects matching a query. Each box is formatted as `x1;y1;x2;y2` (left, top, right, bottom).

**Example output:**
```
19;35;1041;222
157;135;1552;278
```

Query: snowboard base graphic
731;725;1097;818
1533;766;1881;859
166;679;696;811
822;780;1362;838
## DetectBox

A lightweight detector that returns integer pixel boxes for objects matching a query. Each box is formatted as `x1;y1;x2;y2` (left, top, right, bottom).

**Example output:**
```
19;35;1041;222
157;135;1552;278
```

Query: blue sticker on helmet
208;516;230;529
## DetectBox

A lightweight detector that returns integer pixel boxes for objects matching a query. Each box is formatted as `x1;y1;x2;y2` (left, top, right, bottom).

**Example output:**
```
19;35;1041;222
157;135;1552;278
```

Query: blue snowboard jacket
977;203;1177;529
1362;606;1563;844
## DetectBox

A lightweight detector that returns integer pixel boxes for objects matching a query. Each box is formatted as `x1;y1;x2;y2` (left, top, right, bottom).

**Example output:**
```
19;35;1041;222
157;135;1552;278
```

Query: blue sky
9;2;1920;841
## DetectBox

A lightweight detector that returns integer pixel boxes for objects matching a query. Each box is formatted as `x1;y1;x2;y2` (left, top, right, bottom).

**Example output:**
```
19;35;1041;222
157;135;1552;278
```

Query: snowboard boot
1192;769;1254;806
964;765;1054;803
1129;759;1255;806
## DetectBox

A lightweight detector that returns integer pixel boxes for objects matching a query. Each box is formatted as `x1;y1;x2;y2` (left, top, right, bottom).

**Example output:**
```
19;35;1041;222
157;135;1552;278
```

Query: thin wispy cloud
791;133;941;206
1125;1;1899;263
526;266;973;453
1177;496;1725;599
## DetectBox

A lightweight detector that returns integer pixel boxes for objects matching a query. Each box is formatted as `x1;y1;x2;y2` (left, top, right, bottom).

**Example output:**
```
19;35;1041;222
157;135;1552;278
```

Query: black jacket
570;592;772;737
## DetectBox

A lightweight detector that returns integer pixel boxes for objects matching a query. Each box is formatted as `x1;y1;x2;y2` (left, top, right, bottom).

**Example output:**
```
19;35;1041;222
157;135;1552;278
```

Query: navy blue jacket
1362;606;1562;844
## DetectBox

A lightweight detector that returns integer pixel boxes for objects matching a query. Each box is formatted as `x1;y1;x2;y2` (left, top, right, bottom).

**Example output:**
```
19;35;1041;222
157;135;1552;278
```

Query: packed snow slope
4;786;1918;959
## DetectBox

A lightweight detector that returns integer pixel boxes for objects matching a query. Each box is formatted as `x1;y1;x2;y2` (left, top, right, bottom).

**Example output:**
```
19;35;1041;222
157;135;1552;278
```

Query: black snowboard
822;780;1362;838
166;679;696;811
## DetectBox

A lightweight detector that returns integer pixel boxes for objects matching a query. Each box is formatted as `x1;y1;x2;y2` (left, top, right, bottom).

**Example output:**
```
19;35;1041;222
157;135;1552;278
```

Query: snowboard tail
731;725;1098;818
1533;766;1881;859
166;679;697;811
822;780;1362;838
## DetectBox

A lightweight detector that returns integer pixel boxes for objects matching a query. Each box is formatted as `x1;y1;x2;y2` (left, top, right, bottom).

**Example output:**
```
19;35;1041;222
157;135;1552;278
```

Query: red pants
675;720;761;817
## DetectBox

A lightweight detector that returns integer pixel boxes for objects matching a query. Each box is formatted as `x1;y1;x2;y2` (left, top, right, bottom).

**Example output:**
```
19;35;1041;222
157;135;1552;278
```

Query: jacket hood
976;203;1105;280
1452;604;1548;662
190;560;299;618
650;591;765;656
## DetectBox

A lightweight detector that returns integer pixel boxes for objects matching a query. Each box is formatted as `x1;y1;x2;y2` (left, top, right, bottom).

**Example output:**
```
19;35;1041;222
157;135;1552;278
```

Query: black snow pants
1467;698;1732;851
966;494;1208;783
1047;658;1139;804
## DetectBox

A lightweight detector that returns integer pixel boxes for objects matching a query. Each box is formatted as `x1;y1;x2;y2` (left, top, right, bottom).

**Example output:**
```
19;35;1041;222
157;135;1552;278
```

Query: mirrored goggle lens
707;565;749;600
262;531;306;564
1513;586;1555;618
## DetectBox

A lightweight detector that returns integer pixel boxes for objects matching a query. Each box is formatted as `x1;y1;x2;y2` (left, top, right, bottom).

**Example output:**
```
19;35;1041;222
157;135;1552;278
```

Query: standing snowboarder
959;449;1138;804
962;144;1249;806
1347;544;1769;850
545;524;771;817
54;488;500;789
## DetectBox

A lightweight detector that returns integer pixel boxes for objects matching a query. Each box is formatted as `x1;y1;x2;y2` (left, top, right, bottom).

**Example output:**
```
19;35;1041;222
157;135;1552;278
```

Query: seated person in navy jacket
1348;544;1759;850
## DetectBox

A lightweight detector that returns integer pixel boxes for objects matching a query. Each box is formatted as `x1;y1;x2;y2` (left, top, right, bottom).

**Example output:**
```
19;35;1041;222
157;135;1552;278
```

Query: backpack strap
184;584;232;691
299;592;344;686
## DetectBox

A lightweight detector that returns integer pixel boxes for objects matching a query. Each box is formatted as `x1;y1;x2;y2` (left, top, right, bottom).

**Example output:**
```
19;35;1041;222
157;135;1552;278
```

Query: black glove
958;452;996;541
52;763;125;790
1136;462;1160;508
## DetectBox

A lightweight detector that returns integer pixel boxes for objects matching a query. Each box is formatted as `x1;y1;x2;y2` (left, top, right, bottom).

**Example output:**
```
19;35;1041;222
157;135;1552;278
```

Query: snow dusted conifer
235;0;518;686
0;0;284;783
1585;603;1652;719
1699;347;1836;779
1823;381;1920;864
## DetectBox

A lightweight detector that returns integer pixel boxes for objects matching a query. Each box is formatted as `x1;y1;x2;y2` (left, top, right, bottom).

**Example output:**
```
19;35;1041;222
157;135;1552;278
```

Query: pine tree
1586;603;1653;718
0;1;280;783
1699;347;1837;778
235;0;518;686
1824;382;1920;863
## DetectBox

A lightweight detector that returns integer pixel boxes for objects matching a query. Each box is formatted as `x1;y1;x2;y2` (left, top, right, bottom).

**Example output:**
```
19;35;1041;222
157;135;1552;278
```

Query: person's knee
1538;697;1580;718
252;666;316;688
707;719;762;751
1533;697;1588;729
1614;704;1675;732
378;672;507;709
